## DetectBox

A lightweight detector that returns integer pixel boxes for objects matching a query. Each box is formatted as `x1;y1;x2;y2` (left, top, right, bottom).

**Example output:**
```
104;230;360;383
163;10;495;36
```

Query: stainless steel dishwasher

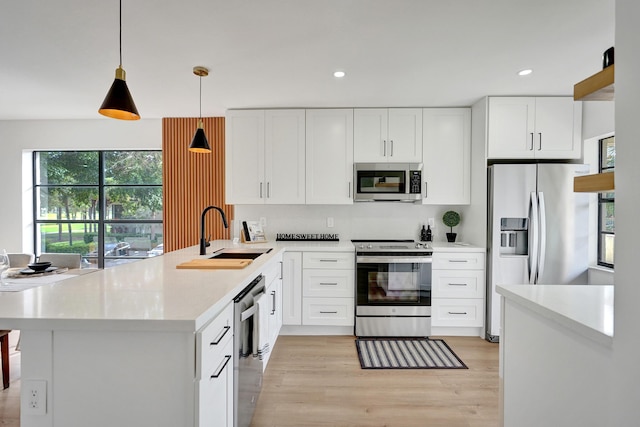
233;274;266;427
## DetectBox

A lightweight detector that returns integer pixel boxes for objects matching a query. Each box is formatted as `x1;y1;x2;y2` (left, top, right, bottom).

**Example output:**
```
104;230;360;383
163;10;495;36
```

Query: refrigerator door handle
529;192;539;284
537;192;547;280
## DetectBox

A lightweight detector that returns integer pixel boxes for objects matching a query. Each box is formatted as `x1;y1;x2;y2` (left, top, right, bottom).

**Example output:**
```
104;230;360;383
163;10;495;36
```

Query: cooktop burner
352;239;432;252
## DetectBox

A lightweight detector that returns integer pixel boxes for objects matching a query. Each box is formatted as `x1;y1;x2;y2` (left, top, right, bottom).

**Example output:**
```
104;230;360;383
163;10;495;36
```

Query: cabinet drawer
303;252;354;269
302;269;354;298
433;252;485;270
432;270;484;299
431;299;484;327
196;337;233;426
197;302;233;380
302;297;354;326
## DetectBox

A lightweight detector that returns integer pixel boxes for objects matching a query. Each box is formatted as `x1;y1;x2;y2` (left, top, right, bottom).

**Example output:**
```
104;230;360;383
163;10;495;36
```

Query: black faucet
199;205;229;255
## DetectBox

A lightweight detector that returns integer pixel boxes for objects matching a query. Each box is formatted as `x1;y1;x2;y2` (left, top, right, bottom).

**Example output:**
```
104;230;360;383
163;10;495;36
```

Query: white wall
235;203;479;244
612;0;640;423
0;119;161;253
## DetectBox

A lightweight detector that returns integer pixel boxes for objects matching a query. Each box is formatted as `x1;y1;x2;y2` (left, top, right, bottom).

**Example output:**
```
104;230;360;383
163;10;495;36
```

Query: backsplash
234;203;478;244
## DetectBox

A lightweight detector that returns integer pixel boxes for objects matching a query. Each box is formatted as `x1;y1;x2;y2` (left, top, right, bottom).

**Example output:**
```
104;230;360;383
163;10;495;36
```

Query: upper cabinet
226;109;305;205
422;108;471;205
354;108;422;162
305;109;354;204
487;97;582;160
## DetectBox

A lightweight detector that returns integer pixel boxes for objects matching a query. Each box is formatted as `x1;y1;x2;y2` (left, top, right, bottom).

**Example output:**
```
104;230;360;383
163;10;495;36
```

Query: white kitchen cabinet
196;302;234;427
305;109;354;204
354;108;423;162
226;109;305;204
422;108;471;205
487;97;582;159
282;251;303;326
431;251;485;335
302;251;354;326
263;256;283;370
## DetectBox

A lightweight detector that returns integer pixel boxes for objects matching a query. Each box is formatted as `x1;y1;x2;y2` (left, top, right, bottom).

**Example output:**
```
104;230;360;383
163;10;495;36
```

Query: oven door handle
356;256;432;264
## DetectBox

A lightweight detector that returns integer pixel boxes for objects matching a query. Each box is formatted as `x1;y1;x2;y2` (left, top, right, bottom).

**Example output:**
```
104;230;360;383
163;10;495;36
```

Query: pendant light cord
119;0;122;67
199;76;202;119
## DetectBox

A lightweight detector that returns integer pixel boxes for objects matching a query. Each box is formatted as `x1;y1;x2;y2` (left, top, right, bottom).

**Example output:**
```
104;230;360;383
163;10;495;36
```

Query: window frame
32;150;163;269
597;136;614;269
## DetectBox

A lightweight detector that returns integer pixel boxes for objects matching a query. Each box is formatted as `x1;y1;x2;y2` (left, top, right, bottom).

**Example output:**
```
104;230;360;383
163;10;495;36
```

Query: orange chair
0;330;9;389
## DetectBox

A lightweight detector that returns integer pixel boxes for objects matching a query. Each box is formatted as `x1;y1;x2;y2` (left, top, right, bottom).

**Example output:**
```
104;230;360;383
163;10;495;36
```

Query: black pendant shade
99;0;139;120
99;66;140;120
189;66;211;153
189;121;211;153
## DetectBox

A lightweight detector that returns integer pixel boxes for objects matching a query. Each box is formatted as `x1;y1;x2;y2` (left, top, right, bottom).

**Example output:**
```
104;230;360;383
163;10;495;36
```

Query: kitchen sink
209;247;272;260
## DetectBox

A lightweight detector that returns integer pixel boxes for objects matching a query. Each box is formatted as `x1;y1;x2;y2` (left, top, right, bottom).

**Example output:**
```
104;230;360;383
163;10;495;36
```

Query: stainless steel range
353;240;432;337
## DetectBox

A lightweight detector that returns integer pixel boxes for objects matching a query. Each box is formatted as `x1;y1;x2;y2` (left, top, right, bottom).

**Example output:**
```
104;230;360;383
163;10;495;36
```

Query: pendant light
99;0;140;120
189;66;211;153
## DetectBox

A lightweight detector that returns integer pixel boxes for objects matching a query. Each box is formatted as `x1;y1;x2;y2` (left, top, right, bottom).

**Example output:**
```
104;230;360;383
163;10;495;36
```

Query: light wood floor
0;334;499;427
251;335;499;427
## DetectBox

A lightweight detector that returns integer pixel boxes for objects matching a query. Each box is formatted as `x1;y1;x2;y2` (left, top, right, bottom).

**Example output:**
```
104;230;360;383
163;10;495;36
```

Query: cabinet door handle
260;182;263;198
210;355;232;379
538;133;542;151
448;283;468;286
267;182;271;198
279;261;283;280
320;311;338;314
320;259;338;263
210;325;231;346
448;311;468;315
271;290;276;315
348;182;352;198
383;140;387;156
319;282;338;286
529;133;534;150
448;259;468;263
424;181;428;198
390;140;394;157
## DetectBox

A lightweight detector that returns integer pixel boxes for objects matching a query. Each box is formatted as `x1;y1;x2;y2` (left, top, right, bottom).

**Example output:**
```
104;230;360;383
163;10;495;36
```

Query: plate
19;266;58;275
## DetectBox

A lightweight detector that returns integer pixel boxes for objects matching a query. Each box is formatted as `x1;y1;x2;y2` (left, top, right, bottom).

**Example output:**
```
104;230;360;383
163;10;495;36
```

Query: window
598;136;615;268
33;151;163;269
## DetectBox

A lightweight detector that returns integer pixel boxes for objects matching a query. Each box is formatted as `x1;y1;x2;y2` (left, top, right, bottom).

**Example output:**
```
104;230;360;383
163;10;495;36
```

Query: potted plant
442;210;461;242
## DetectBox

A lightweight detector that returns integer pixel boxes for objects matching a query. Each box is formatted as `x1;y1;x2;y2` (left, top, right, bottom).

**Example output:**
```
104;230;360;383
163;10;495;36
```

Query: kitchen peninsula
0;240;352;427
497;284;613;427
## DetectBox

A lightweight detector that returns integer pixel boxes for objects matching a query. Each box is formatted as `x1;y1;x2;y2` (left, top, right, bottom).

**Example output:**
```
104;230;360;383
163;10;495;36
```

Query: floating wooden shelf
574;65;614;101
574;172;615;192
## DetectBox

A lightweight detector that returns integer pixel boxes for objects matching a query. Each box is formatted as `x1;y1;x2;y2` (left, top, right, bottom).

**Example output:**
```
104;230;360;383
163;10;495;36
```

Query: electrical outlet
327;217;334;228
22;380;47;415
428;217;435;227
259;217;267;227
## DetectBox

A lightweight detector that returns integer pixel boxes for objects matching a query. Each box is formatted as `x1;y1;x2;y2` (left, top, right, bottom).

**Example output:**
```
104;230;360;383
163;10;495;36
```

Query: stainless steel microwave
353;163;423;202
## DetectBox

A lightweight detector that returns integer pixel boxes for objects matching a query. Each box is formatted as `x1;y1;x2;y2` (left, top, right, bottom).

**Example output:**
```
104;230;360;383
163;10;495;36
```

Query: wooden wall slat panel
162;117;233;253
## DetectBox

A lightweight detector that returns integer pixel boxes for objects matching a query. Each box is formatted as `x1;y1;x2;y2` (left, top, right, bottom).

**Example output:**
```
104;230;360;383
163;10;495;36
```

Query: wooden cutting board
176;259;253;269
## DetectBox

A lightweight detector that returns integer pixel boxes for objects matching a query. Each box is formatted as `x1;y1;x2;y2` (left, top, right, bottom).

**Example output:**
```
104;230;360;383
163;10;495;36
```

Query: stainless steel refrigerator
486;163;590;342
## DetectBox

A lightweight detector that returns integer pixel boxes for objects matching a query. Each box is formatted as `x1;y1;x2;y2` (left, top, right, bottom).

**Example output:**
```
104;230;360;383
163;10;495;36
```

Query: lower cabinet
264;256;283;369
302;252;354;326
196;302;234;427
282;250;355;328
431;251;486;336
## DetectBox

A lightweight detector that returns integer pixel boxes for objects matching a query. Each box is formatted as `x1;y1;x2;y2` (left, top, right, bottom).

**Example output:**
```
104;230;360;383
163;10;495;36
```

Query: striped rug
355;338;467;369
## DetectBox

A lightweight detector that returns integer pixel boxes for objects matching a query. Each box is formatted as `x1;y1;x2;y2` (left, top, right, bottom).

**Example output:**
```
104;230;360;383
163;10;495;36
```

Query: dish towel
252;292;270;360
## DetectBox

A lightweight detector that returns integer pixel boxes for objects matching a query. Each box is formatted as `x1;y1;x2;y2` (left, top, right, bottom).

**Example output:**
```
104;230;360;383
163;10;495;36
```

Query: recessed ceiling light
518;69;533;76
333;71;346;78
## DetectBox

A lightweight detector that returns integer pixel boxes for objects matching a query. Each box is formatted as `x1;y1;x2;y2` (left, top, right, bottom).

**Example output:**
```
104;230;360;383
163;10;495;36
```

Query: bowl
28;261;52;272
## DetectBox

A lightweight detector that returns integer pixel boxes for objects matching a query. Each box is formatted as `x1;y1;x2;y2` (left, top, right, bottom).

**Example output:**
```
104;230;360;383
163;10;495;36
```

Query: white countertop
0;240;355;333
497;284;614;346
430;242;485;252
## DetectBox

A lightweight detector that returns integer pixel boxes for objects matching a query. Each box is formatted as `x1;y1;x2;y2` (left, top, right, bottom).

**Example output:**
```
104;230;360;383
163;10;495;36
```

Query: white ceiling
0;0;615;120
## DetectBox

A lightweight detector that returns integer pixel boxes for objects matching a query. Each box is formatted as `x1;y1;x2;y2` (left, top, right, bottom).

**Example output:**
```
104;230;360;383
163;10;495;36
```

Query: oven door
356;255;432;312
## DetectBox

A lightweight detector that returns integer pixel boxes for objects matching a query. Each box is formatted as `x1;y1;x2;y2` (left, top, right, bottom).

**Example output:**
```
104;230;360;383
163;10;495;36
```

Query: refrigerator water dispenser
500;218;528;255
